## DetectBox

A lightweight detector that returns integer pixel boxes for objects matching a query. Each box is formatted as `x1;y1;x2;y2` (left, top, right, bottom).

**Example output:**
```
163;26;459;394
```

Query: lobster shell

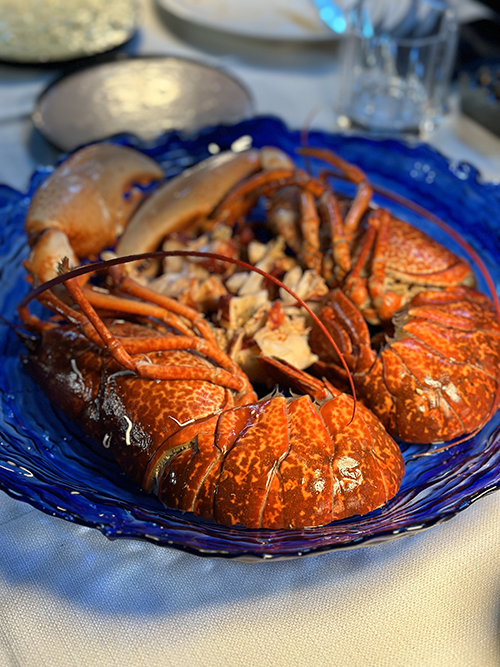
157;390;404;529
24;321;247;487
25;318;404;529
310;286;500;443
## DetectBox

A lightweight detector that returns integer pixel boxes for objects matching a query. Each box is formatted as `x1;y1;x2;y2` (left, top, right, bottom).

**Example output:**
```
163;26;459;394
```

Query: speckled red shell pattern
378;217;473;286
312;286;500;444
26;322;241;487
25;319;404;529
359;286;500;442
158;391;404;529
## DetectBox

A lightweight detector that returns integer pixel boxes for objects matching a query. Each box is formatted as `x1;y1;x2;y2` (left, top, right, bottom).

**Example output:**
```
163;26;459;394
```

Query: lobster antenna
0;313;38;344
299;106;323;149
413;426;486;457
18;250;358;409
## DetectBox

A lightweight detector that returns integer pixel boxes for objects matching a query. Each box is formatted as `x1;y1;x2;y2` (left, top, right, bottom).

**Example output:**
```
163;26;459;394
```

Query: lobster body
158;390;404;529
25;318;404;529
310;286;500;443
344;213;475;324
25;320;249;487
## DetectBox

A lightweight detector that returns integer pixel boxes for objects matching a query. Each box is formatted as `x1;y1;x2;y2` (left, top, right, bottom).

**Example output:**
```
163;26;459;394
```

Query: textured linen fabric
2;490;500;667
1;1;500;666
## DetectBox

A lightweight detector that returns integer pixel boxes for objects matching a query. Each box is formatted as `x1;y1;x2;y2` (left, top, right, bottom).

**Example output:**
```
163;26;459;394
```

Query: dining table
1;1;500;666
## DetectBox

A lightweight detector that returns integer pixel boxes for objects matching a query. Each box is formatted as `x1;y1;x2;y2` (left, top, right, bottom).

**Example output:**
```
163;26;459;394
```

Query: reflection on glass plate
158;0;335;41
1;117;500;561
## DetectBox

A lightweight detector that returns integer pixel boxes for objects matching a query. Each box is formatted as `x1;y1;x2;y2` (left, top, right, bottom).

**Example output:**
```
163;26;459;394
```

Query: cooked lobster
309;287;500;443
17;139;500;530
21;255;404;530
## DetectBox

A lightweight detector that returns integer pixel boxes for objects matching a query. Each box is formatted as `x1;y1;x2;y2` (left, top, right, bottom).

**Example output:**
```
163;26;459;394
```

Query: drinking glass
335;0;458;134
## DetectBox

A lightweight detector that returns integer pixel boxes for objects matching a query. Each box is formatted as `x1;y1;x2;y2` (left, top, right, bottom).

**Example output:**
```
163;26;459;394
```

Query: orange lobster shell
24;309;404;530
310;286;500;444
23;139;500;531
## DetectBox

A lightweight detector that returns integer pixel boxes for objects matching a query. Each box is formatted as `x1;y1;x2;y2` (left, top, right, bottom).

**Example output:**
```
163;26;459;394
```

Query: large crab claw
25;143;164;282
115;147;294;260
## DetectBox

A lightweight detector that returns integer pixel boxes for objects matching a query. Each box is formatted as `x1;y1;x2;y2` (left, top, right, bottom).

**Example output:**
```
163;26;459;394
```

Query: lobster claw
115;146;295;263
23;144;164;287
25;143;164;260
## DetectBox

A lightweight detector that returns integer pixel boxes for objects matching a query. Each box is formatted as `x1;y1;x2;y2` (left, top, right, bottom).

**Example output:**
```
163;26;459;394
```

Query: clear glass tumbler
337;0;458;134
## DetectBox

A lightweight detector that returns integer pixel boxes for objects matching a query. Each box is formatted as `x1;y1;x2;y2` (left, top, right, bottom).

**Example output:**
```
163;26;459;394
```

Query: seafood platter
1;117;500;560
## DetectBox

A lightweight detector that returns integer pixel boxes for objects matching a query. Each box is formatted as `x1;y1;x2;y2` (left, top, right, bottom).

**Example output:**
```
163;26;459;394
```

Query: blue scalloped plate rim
1;116;500;561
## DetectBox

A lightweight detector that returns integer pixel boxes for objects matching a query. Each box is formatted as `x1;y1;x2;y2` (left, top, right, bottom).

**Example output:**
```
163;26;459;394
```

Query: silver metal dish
32;56;254;151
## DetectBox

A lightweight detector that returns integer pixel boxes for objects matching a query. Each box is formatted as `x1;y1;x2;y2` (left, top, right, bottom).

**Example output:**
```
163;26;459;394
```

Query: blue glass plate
1;117;500;561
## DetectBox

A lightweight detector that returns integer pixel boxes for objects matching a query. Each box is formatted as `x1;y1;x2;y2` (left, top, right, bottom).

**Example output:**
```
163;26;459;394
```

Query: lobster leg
343;223;377;318
108;264;217;345
118;335;254;398
318;190;351;282
213;169;327;232
259;356;329;401
83;288;195;337
212;168;295;226
366;210;405;322
39;277;252;394
62;277;142;372
259;171;325;200
267;184;327;273
298;190;322;272
297;147;373;240
343;209;404;323
309;290;377;388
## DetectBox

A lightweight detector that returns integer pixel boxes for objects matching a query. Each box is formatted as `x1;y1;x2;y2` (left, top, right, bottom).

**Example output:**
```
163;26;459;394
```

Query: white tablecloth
2;2;500;666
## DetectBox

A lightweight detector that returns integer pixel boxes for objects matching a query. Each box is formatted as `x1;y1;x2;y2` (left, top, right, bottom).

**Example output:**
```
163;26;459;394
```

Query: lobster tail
25;314;404;530
156;392;404;530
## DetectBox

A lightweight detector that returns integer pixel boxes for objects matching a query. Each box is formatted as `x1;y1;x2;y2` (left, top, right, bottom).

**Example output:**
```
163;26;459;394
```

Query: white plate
158;0;336;41
0;0;138;64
